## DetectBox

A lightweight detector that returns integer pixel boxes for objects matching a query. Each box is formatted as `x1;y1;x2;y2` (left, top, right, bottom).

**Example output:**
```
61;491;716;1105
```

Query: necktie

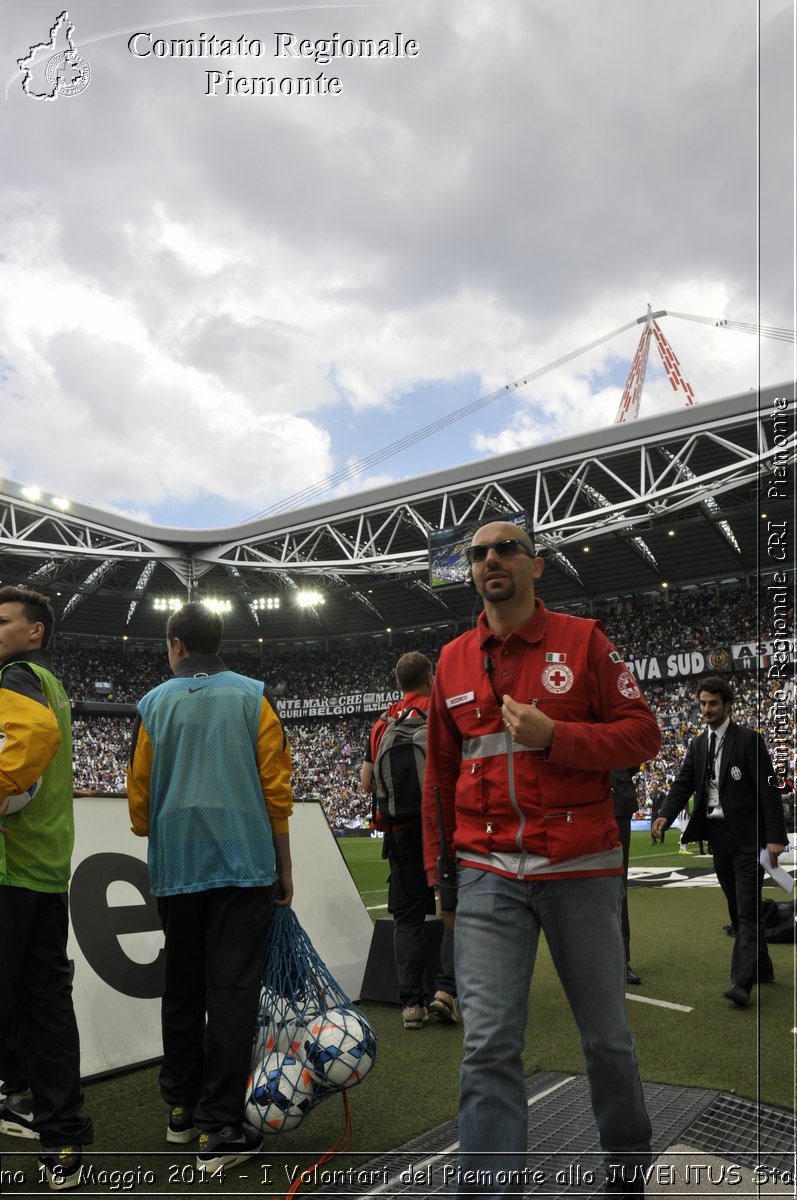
707;731;717;781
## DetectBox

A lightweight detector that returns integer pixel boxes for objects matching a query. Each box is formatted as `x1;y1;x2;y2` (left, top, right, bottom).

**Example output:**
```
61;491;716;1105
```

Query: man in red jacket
422;520;661;1199
361;652;457;1030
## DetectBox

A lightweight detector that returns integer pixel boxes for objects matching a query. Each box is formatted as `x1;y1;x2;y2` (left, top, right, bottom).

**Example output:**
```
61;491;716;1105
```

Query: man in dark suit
652;676;788;1007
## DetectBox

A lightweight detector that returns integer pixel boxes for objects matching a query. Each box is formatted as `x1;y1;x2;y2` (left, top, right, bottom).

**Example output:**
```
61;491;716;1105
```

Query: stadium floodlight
153;597;183;612
202;598;232;613
21;485;41;501
297;591;325;608
252;597;281;610
51;496;70;511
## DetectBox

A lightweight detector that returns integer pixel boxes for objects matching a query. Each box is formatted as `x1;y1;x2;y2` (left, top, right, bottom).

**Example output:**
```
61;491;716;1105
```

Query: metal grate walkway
314;1073;795;1198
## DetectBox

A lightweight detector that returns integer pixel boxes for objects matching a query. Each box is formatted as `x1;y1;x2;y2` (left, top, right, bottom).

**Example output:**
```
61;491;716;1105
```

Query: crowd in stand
59;582;793;827
71;716;135;796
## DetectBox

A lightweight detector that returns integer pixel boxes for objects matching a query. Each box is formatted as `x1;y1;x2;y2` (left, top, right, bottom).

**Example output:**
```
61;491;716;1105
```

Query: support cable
248;319;641;519
247;312;797;521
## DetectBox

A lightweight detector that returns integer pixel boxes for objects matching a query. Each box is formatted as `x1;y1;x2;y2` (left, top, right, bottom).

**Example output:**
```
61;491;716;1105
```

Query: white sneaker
0;1094;38;1140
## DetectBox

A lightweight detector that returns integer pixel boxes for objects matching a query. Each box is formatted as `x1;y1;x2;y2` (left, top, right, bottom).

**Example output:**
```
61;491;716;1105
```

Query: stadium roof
0;382;793;645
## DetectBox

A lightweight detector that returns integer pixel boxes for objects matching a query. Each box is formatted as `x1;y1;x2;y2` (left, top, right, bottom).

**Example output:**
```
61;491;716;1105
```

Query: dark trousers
0;886;92;1147
157;885;274;1132
386;825;455;1006
615;814;632;960
708;820;773;989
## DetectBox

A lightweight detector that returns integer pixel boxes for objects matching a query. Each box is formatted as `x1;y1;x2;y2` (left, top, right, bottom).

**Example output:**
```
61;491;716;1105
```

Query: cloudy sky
2;0;794;528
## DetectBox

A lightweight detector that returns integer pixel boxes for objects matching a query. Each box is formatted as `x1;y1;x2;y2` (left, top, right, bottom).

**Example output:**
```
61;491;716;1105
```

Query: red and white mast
615;304;697;423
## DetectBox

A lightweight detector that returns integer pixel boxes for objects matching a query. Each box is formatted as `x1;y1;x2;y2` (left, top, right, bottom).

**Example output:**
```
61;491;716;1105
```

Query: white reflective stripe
461;845;623;875
461;733;540;760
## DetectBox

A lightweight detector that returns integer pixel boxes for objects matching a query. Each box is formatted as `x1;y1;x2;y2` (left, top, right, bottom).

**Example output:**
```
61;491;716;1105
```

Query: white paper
759;848;795;895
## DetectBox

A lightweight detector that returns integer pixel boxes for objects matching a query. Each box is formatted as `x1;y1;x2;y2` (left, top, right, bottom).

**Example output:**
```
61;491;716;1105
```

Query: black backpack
762;898;797;944
372;707;428;825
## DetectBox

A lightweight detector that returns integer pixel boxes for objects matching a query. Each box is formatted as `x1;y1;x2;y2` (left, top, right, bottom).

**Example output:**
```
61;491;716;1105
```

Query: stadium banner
268;642;795;717
67;796;373;1079
627;640;794;683
276;689;401;720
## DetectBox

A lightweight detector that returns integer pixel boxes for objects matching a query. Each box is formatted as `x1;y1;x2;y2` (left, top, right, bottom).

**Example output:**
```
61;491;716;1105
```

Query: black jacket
611;766;640;819
660;720;787;853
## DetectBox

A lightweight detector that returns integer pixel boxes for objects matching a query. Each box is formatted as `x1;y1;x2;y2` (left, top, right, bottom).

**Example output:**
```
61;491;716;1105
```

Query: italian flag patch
546;652;566;663
609;651;623;663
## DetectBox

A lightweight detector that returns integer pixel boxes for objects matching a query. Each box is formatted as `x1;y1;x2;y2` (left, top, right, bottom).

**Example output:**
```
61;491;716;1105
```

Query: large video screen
428;511;531;590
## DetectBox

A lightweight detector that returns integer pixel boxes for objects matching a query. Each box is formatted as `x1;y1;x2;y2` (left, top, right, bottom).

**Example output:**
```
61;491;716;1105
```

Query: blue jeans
455;868;651;1197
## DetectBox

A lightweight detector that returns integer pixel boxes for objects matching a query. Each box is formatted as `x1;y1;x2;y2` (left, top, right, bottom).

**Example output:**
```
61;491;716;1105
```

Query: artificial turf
1;834;793;1195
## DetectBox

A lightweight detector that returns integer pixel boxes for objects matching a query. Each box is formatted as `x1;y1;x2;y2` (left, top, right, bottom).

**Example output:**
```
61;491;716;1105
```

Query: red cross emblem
542;664;574;693
617;670;641;699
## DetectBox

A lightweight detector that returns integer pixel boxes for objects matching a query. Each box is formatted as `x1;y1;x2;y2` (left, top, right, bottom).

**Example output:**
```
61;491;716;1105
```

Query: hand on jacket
502;695;554;750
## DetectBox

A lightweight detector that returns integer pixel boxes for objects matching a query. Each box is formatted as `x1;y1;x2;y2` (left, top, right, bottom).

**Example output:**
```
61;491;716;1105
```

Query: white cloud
1;0;792;525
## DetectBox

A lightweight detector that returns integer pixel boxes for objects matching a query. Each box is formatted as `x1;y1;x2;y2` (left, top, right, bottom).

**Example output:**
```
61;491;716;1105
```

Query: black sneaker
167;1105;198;1144
197;1125;262;1172
39;1146;82;1191
0;1094;38;1140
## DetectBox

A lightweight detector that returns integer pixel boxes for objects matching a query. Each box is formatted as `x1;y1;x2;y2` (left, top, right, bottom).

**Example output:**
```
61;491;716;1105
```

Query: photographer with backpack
360;652;457;1031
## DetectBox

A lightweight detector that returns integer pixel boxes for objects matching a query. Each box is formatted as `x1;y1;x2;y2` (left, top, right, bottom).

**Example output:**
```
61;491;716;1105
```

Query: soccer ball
0;777;42;817
253;988;307;1060
301;1008;376;1090
252;1014;306;1062
257;987;300;1028
245;1052;316;1133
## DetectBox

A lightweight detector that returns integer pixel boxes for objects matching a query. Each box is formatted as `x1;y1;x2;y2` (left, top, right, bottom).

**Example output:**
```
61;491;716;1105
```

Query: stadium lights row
153;597;231;613
296;591;325;608
20;485;70;510
153;593;325;613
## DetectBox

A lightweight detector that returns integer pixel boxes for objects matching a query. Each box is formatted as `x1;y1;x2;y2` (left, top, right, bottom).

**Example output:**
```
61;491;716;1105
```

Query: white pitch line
626;993;692;1012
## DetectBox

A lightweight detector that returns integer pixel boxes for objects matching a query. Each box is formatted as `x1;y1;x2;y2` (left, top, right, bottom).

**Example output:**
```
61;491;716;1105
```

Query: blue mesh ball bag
246;905;377;1135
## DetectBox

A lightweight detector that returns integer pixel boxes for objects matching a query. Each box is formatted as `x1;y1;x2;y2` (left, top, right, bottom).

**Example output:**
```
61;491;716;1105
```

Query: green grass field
339;831;795;1111
1;833;793;1195
341;829;748;915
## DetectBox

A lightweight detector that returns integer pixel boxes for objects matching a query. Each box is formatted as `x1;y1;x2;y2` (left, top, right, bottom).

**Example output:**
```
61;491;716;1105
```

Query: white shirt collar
707;716;731;742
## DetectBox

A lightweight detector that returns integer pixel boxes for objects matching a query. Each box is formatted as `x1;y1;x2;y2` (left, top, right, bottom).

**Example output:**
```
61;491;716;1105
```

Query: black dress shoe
759;969;775;984
724;983;751;1007
625;964;642;986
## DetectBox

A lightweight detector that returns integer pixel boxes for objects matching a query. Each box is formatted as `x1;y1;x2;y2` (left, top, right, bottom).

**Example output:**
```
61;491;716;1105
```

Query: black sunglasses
465;538;534;564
